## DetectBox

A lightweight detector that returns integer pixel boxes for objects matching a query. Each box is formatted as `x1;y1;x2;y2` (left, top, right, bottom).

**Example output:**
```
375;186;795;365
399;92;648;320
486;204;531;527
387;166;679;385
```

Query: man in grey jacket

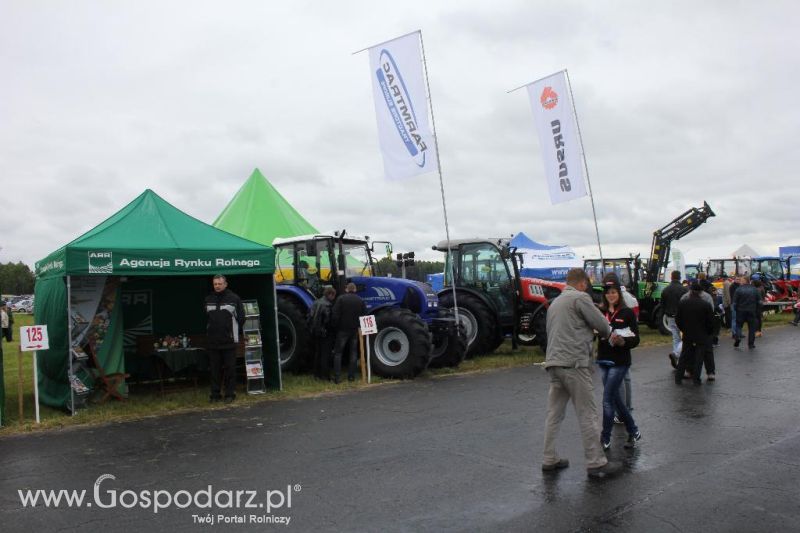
542;268;619;478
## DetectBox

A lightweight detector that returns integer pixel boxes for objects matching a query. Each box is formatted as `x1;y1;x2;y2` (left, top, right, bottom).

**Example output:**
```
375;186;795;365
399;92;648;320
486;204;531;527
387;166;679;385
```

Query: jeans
332;330;359;380
736;309;758;347
617;368;632;413
731;307;739;338
666;316;682;356
600;365;638;442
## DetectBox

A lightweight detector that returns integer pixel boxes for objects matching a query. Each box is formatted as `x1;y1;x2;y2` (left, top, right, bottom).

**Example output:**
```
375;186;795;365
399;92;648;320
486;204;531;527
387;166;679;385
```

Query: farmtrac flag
527;71;587;204
368;32;438;180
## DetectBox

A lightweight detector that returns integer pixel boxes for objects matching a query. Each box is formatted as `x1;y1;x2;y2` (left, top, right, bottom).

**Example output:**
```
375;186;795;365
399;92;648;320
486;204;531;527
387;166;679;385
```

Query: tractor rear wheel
439;292;499;358
276;295;312;372
370;308;431;378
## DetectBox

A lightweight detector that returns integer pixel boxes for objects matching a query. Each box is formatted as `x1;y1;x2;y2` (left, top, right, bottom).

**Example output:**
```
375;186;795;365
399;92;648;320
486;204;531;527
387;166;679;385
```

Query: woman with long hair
597;279;642;450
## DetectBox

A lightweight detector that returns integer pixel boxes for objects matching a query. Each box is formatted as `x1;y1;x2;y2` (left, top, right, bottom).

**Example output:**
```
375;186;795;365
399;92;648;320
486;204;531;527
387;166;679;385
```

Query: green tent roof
213;168;319;246
36;189;275;279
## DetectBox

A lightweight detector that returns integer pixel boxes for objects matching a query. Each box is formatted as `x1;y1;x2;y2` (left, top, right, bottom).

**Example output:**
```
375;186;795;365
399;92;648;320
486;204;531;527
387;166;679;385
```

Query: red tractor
751;256;797;303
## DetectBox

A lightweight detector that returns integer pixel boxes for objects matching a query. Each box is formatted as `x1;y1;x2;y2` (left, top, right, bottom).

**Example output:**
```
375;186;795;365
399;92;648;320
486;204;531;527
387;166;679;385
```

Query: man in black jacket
205;275;245;402
675;283;714;384
330;283;366;383
733;276;760;349
661;271;687;369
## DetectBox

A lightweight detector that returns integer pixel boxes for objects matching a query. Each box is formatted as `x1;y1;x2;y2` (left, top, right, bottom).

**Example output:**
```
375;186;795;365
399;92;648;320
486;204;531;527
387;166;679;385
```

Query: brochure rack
242;300;266;394
68;310;92;409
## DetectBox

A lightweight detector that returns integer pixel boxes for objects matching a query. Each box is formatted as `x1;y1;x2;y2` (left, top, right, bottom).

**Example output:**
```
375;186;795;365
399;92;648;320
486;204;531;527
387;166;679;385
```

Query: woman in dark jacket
597;279;642;450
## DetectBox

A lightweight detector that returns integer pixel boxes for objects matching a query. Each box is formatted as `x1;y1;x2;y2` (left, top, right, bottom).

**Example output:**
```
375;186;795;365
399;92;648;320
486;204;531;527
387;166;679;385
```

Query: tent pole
271;277;282;391
66;275;75;416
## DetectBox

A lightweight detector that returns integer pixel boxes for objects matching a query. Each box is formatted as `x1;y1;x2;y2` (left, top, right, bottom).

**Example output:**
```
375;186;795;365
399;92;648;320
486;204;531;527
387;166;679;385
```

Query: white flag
368;32;437;180
527;71;587;204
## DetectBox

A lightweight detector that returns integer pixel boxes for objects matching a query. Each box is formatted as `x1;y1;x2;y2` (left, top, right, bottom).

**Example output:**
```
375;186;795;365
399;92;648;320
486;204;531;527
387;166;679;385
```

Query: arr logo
540;86;559;110
376;49;428;168
88;251;113;274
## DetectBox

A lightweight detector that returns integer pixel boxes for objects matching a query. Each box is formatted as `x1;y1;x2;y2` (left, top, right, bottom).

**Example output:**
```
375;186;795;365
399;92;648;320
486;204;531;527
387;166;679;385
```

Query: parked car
11;299;33;313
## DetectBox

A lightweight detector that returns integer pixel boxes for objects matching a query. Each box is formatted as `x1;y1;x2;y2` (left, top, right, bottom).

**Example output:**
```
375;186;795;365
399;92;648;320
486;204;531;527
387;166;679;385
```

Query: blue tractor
272;232;465;378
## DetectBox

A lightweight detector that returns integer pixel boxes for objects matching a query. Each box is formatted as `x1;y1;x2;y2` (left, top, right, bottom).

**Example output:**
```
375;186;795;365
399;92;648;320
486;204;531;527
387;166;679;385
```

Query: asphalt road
1;325;799;532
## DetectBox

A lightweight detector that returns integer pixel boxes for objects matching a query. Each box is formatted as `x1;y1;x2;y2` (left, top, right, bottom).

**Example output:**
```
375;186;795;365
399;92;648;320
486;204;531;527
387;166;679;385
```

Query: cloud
1;1;798;271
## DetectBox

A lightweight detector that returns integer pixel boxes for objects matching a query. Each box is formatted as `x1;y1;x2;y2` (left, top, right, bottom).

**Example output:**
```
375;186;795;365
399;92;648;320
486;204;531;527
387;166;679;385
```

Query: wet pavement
1;325;799;532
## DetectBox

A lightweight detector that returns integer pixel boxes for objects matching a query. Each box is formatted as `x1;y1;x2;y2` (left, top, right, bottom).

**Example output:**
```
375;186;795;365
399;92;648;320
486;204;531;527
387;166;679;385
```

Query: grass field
1;310;794;435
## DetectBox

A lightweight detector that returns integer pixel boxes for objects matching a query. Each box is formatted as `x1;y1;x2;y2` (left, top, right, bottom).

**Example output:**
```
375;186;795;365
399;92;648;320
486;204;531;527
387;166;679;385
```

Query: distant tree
373;257;444;283
0;262;35;295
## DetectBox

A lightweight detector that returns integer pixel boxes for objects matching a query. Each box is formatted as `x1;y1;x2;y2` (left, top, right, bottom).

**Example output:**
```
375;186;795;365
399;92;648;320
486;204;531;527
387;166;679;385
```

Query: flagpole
418;31;459;321
564;69;604;272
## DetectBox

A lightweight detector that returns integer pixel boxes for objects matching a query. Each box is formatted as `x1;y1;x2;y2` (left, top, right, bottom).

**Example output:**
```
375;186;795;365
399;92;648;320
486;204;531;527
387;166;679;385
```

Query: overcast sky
2;1;798;270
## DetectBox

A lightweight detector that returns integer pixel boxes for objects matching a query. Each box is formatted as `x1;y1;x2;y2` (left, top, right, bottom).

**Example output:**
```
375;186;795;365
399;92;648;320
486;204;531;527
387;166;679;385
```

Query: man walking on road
675;282;715;384
733;276;760;349
542;268;619;479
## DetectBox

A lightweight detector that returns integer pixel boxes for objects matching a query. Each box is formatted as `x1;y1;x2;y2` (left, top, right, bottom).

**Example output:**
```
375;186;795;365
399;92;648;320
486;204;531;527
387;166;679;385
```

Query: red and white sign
359;315;378;335
20;325;49;352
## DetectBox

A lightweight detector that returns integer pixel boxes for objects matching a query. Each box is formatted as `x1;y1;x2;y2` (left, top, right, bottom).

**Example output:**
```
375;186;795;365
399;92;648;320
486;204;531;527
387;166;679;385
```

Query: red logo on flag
540;87;558;110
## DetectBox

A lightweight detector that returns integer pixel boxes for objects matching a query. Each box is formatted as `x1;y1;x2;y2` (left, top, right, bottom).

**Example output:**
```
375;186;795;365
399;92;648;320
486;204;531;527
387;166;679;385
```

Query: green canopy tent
213;168;319;246
34;190;280;412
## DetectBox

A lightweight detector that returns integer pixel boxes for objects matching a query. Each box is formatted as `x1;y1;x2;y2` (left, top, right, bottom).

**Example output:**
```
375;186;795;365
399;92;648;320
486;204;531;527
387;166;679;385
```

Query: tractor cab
273;233;378;298
583;257;639;291
707;258;750;282
684;263;702;282
440;238;518;325
751;257;787;281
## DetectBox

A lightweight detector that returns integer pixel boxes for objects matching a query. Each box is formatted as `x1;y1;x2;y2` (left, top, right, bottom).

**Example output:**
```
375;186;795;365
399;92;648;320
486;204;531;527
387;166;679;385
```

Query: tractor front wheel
370;308;431;378
439;292;499;358
428;322;467;369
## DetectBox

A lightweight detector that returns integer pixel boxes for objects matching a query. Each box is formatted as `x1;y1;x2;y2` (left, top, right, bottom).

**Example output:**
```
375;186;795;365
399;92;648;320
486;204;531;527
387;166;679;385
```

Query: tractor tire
439;292;499;358
655;306;671;336
370;308;432;378
276;295;313;372
516;304;548;353
428;324;467;369
532;304;548;353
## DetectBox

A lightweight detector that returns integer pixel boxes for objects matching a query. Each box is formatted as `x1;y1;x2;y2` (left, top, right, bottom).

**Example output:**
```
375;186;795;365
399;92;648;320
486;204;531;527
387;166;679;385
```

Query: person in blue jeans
597;279;642;450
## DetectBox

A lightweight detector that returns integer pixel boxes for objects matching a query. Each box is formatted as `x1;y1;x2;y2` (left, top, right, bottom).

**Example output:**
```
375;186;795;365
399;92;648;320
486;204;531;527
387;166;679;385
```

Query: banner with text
527;71;587;204
368;32;437;180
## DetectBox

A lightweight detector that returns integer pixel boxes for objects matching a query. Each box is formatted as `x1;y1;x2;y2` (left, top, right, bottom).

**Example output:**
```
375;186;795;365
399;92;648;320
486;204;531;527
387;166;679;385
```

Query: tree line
373;257;444;282
0;262;35;295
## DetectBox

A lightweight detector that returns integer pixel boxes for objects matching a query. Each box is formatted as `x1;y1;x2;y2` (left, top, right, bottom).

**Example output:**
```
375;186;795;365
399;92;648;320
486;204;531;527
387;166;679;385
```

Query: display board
242;300;266;394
